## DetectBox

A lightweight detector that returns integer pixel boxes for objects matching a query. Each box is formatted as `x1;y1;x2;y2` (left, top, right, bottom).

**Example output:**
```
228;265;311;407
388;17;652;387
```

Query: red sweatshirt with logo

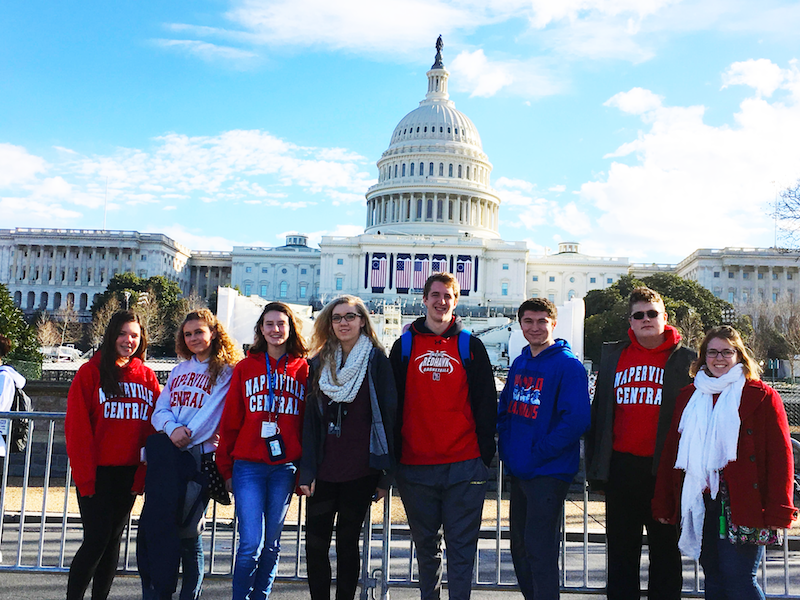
216;350;308;481
65;354;160;496
612;325;681;457
398;319;481;465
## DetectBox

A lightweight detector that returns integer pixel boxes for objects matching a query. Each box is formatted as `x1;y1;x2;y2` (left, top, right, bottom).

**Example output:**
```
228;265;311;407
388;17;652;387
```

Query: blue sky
2;0;800;263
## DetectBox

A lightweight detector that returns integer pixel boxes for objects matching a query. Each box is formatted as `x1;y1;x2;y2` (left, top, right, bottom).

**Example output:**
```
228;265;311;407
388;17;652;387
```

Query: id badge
265;433;286;461
261;421;278;438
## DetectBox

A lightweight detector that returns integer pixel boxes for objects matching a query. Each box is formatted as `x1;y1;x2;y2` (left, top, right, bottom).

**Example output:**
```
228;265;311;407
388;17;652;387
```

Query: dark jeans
606;452;682;600
509;476;570;600
305;474;380;600
700;496;765;600
141;534;205;600
395;458;488;600
67;465;138;600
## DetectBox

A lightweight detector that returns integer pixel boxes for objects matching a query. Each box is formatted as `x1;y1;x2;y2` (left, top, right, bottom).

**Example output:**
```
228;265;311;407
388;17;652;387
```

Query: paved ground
0;570;607;600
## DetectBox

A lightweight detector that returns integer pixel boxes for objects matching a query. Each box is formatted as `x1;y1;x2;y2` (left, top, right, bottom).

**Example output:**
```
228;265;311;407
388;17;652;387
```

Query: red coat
653;379;797;529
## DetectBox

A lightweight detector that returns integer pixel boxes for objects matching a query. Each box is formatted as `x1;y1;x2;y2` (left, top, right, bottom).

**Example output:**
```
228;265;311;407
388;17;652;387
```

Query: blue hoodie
497;339;591;482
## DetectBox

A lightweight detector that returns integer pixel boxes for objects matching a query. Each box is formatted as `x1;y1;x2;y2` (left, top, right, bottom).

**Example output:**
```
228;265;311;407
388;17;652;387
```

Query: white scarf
675;363;745;559
318;334;372;404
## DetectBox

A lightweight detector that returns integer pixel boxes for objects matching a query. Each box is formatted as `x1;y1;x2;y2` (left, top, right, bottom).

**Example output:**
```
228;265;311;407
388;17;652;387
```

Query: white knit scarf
318;334;372;404
675;362;745;559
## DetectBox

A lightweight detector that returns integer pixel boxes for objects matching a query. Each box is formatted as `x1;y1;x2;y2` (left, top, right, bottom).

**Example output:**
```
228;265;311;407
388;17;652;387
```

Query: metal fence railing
2;411;800;598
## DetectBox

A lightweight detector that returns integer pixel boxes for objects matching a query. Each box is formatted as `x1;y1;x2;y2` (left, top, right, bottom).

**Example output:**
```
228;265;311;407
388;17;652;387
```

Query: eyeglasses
706;348;736;359
332;312;360;324
631;310;661;320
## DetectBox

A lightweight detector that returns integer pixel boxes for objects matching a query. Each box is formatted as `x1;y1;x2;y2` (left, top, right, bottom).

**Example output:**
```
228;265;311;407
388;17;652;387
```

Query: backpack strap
458;330;472;368
400;330;413;364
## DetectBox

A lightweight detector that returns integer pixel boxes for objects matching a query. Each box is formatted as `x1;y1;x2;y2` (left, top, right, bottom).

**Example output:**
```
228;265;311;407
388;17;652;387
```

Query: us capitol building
1;41;796;317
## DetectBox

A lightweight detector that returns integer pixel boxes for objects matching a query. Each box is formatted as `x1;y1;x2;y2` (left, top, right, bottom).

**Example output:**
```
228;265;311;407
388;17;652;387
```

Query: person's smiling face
705;336;740;378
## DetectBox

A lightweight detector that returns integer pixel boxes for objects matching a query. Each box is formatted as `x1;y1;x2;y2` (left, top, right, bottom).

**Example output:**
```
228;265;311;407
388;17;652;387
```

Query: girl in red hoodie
65;310;160;600
216;302;309;600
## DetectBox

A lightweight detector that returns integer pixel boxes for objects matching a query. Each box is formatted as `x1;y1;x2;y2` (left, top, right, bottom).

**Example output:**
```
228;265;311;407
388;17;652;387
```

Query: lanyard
265;353;286;418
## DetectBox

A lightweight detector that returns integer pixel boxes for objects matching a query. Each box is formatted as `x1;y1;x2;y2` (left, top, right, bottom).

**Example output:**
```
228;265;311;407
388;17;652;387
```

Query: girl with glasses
216;302;309;600
65;311;161;600
653;326;797;600
299;296;397;600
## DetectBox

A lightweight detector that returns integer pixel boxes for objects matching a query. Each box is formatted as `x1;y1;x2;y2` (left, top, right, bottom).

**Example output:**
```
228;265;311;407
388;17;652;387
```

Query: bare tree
90;295;121;347
134;291;167;347
36;312;62;347
777;180;800;245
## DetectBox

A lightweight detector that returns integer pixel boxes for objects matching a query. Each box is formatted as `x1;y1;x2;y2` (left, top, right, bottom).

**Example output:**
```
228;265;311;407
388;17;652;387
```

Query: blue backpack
400;329;472;368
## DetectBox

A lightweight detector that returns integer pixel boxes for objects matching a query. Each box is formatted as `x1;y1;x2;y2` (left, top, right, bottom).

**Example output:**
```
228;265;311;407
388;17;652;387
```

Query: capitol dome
364;38;501;239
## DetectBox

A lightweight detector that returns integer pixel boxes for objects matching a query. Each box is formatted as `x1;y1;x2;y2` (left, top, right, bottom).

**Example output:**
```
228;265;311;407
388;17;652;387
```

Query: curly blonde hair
176;308;242;386
310;295;383;386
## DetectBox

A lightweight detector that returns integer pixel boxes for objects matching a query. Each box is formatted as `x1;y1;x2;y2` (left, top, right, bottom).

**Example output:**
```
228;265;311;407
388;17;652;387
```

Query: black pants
67;465;137;600
605;452;681;600
305;474;379;600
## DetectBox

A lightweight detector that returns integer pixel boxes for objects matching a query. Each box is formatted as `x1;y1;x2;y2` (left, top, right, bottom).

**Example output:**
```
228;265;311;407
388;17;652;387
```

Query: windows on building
261;285;267;296
448;164;453;177
337;258;343;265
743;272;750;279
245;285;251;296
548;294;555;302
280;282;288;298
502;264;509;270
246;267;252;273
336;277;343;291
549;276;555;282
301;268;307;275
758;272;764;280
590;277;596;283
713;271;720;278
502;283;508;296
262;267;268;273
607;278;613;284
300;285;307;298
532;276;538;282
728;272;734;278
773;272;779;280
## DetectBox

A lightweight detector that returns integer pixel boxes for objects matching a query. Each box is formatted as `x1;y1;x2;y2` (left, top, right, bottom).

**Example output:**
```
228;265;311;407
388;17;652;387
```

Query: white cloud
549;184;566;192
448;50;562;98
604;87;663;115
153;39;258;64
0;144;47;187
157;224;240;252
0;197;82;224
552;201;593;236
579;60;800;260
722;58;793;98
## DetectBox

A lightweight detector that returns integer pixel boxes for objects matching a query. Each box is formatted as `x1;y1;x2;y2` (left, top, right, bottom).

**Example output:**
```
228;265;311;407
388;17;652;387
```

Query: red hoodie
65;354;160;496
612;325;682;457
216;351;308;481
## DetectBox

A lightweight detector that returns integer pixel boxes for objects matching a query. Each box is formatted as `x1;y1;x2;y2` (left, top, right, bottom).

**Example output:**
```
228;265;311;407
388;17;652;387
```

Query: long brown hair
310;295;383;386
691;325;761;380
175;308;242;386
98;310;147;396
250;302;308;357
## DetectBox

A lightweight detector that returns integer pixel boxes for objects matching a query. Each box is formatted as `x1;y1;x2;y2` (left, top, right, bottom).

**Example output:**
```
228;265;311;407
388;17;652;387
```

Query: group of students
3;271;793;600
62;296;394;600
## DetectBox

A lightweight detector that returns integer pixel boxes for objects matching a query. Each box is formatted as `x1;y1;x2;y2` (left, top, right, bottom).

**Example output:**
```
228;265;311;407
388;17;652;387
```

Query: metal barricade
2;412;800;599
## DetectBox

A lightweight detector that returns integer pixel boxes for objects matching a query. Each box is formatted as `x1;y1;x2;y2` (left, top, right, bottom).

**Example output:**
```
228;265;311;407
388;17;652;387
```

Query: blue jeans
232;460;297;600
509;476;570;600
701;495;765;600
179;534;204;600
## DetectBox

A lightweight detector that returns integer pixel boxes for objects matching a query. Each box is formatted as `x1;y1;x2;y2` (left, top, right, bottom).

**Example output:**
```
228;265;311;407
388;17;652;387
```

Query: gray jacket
299;348;397;490
585;339;695;489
